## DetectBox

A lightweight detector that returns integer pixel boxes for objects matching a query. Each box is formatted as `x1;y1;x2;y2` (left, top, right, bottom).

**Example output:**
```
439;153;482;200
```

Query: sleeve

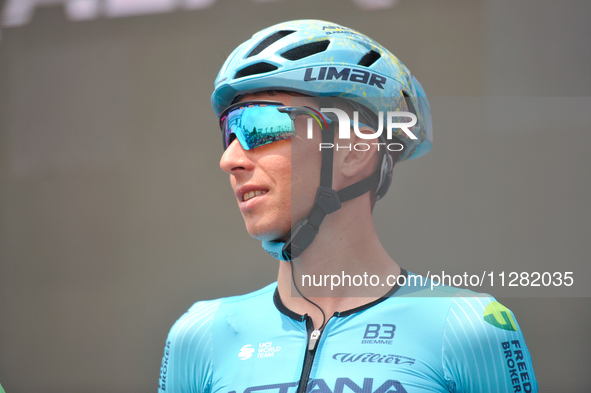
158;300;219;393
442;294;538;393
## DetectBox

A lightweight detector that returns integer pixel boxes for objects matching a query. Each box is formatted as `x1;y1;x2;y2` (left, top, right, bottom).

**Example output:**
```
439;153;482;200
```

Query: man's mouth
243;190;268;202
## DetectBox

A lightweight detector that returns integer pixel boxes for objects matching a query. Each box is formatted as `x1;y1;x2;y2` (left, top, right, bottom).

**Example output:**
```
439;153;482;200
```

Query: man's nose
219;139;254;174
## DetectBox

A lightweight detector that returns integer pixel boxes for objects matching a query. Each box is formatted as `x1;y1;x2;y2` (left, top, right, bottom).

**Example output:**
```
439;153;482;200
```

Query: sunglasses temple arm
278;107;335;124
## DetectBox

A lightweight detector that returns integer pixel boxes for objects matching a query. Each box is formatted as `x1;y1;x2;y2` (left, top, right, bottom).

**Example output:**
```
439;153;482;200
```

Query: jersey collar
273;269;408;321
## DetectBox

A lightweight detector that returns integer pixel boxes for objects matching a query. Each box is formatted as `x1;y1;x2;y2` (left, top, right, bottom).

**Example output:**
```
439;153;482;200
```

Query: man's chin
247;226;290;243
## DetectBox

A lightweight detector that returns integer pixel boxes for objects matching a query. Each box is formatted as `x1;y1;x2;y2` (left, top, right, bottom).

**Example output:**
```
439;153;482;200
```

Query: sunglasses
218;100;332;151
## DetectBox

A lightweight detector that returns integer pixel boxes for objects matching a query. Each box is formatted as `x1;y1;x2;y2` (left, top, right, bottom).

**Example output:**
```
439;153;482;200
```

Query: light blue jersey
158;270;537;393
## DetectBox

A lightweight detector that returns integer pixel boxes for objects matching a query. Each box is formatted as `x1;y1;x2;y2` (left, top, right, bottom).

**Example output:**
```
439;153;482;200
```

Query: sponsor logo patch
304;67;387;90
238;342;282;360
362;323;396;344
332;352;415;365
238;344;255;360
483;301;518;331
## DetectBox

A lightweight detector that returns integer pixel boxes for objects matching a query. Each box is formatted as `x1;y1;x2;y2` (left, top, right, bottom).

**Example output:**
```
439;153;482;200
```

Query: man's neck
276;200;401;329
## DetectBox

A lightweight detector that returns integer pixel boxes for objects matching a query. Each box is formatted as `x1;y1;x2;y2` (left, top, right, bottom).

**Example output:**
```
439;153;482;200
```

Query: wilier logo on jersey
332;353;415;366
361;324;396;344
483;301;518;332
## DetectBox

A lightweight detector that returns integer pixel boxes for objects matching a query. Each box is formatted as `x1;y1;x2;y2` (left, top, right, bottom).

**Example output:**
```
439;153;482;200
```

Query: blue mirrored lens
223;104;295;150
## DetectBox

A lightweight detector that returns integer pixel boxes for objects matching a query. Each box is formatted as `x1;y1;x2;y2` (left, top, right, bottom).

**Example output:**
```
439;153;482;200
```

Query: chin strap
262;123;381;261
262;239;291;261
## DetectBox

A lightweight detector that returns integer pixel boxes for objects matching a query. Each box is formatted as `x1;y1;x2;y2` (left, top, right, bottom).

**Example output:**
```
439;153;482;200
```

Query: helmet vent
402;90;417;116
235;62;278;79
247;30;296;58
280;40;330;61
358;50;381;67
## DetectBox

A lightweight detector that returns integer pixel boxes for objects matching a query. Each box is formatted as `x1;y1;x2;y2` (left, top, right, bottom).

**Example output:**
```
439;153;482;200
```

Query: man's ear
334;126;379;184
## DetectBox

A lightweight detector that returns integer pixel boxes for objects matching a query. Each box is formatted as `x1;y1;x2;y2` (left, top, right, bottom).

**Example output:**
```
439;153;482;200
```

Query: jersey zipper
296;315;322;393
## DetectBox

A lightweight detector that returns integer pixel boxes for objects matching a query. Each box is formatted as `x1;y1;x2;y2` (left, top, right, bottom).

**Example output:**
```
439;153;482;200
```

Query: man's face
219;92;322;242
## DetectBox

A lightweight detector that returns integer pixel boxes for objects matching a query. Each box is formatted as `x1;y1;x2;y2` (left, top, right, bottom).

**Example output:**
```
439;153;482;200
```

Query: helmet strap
262;123;380;261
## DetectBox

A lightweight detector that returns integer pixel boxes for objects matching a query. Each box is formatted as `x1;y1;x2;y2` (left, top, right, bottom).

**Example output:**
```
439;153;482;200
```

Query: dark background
0;0;590;391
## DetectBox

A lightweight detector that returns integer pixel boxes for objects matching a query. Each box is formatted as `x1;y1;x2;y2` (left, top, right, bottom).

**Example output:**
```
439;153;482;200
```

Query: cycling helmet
212;20;433;260
212;19;432;163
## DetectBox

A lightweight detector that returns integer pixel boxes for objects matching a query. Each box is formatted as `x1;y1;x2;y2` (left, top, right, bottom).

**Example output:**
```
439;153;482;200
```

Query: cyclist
159;20;537;393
